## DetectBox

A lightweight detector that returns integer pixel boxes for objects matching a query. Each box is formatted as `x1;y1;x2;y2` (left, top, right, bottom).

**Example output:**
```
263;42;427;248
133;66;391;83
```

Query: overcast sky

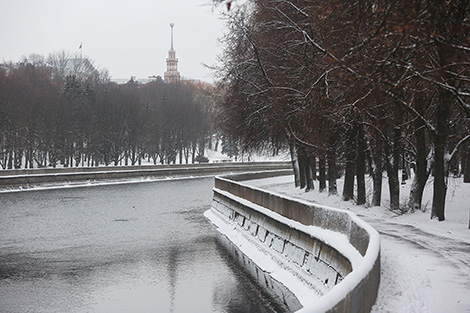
0;0;227;82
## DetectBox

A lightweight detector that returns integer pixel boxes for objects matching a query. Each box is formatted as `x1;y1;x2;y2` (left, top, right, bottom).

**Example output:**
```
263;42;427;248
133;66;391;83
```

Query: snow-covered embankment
205;170;381;313
0;162;291;190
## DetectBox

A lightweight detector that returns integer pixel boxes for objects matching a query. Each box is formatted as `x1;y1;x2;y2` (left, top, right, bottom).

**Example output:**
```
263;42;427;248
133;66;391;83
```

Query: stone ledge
0;163;291;189
209;172;380;313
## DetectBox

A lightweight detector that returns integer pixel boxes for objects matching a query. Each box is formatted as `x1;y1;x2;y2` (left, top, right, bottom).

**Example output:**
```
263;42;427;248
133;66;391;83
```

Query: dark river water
0;178;290;313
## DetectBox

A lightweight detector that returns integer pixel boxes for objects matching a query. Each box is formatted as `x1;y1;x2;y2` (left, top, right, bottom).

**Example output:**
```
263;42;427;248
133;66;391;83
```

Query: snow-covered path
244;175;470;313
366;217;470;313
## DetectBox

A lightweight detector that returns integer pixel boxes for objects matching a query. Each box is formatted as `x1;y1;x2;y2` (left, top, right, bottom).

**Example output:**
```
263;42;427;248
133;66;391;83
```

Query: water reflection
0;178;296;313
167;246;179;313
214;234;301;313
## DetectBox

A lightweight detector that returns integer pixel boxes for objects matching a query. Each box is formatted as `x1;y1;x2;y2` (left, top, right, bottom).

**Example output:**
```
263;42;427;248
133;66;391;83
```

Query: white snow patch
204;208;323;309
0;175;216;193
213;188;364;269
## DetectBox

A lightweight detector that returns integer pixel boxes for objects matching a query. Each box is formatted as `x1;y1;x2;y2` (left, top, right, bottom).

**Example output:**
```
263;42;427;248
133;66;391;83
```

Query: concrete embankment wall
210;171;380;313
0;162;291;189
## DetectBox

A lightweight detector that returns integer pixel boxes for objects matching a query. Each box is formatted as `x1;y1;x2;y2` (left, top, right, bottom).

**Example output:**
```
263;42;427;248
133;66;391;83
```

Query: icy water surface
0;178;288;313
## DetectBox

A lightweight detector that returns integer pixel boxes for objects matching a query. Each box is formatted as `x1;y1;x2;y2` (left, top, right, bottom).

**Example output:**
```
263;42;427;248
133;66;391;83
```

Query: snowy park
1;162;469;312
1;0;470;312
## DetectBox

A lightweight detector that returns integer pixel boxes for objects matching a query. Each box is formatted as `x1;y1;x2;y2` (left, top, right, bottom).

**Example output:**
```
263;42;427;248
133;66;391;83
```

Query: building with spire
164;23;181;83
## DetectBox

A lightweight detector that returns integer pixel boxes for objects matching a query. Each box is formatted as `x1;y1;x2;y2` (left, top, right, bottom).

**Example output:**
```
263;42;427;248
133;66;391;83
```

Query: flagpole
79;42;83;60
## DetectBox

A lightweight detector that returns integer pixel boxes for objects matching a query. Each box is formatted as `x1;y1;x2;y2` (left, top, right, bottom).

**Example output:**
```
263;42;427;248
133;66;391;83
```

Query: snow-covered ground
0;147;291;170
205;148;291;163
244;175;470;313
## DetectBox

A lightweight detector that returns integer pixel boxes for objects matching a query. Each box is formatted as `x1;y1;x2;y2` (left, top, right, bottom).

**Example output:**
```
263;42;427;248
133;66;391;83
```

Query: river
0;177;290;313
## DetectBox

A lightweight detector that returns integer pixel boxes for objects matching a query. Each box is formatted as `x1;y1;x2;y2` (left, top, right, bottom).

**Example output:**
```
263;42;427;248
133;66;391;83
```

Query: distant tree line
214;0;470;221
0;53;214;169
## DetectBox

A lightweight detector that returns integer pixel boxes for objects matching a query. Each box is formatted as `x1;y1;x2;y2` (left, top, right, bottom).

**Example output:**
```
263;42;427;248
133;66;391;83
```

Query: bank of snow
206;176;381;313
204;208;322;310
246;175;470;313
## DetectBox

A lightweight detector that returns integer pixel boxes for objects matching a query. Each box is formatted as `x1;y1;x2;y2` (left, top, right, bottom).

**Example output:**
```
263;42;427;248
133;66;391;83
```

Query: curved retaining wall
0;162;291;189
210;171;380;313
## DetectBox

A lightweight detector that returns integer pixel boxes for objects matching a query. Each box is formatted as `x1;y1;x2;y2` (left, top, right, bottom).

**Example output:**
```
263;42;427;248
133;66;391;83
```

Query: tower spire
170;23;174;51
164;23;181;83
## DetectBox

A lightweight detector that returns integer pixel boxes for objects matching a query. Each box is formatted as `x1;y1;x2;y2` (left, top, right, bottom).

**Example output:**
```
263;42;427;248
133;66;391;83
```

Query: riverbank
0;162;291;191
245;175;470;313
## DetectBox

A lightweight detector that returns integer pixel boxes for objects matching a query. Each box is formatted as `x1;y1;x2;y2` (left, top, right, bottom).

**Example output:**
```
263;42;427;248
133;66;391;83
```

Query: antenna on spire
170;23;175;51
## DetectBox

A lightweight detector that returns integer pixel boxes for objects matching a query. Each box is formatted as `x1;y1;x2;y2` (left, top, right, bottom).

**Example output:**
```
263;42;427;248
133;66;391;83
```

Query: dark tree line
0;53;214;170
214;0;470;221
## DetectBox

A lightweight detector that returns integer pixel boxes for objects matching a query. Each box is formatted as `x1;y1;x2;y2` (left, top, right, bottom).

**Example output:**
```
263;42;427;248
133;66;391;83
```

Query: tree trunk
199;136;205;159
431;99;450;221
30;148;34;168
309;154;317;180
215;135;219;152
408;124;429;212
305;154;314;191
297;146;313;191
431;83;452;221
191;145;196;164
298;146;307;189
342;131;355;201
388;166;400;211
327;150;337;195
14;148;23;169
431;46;457;220
307;153;315;191
24;149;29;169
464;142;470;183
401;153;409;182
386;127;401;211
319;156;326;192
370;141;383;207
184;146;190;164
7;149;13;169
343;161;355;200
356;126;367;205
289;142;300;187
432;140;447;221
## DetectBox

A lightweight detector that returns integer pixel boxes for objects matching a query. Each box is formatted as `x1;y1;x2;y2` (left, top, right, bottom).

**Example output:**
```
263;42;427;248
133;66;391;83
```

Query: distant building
111;77;158;85
49;58;99;81
164;23;181;83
